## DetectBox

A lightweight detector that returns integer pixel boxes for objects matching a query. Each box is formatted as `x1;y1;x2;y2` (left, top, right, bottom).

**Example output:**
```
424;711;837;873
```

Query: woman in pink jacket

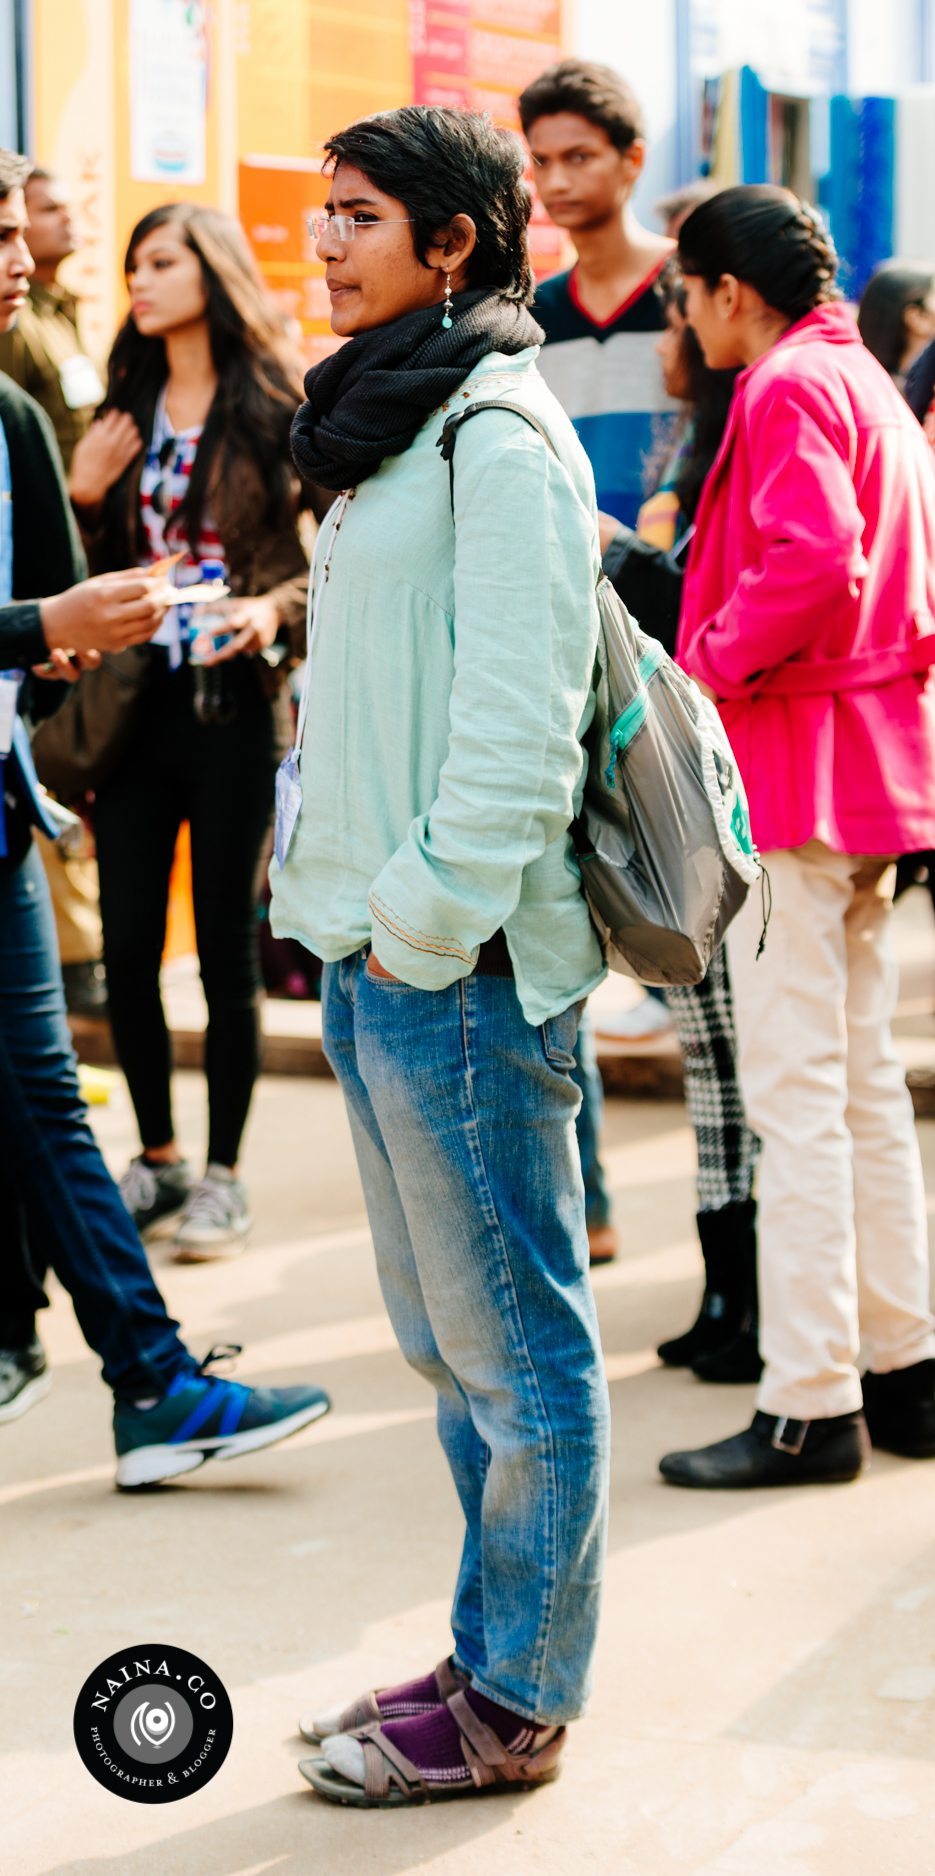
659;186;935;1490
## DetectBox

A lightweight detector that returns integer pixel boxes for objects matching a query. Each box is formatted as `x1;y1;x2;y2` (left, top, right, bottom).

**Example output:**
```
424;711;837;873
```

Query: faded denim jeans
322;951;611;1724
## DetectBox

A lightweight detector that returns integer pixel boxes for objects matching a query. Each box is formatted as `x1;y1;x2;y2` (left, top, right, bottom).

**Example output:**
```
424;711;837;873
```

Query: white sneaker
594;995;675;1043
172;1165;252;1261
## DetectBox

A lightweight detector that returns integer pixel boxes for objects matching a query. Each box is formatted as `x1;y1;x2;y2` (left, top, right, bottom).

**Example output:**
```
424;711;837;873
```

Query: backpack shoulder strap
437;398;557;511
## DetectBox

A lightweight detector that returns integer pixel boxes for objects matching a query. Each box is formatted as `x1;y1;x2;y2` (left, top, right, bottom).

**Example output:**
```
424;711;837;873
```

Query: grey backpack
439;400;762;987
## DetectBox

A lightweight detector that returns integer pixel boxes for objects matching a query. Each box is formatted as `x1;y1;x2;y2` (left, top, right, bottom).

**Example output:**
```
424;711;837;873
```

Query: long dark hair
99;203;303;562
323;107;534;305
656;260;736;522
857;260;935;377
678;184;839;324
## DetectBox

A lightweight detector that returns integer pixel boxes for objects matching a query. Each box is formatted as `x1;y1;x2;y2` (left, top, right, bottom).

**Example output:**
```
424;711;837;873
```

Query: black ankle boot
693;1325;763;1384
659;1409;870;1489
657;1198;755;1369
862;1359;935;1458
692;1201;762;1384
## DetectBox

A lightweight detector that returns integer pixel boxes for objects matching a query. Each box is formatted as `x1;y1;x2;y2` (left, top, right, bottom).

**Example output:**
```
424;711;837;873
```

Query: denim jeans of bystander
0;842;194;1399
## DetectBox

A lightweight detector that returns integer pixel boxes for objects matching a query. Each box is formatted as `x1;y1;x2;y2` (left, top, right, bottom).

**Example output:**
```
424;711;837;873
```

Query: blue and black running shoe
113;1345;331;1490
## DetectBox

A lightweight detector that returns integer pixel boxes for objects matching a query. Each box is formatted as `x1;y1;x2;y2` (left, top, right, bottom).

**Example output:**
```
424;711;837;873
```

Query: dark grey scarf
290;288;543;491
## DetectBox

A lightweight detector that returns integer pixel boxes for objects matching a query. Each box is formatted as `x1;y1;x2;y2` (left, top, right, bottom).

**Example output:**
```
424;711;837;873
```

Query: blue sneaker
113;1346;331;1490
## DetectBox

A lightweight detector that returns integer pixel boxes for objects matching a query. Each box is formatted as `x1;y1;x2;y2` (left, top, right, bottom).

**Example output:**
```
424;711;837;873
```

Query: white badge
59;353;105;411
274;748;303;869
0;675;19;757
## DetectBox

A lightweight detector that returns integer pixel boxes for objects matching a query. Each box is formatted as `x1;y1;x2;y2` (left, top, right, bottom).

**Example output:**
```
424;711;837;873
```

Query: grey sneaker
119;1156;193;1238
173;1165;252;1261
0;1337;52;1424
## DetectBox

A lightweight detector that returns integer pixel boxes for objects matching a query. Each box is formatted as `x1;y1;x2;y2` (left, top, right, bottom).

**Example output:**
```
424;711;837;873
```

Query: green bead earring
441;273;453;329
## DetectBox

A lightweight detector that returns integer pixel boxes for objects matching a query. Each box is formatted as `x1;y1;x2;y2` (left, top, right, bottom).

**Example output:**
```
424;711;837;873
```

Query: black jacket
0;374;86;859
0;372;86;669
601;521;691;656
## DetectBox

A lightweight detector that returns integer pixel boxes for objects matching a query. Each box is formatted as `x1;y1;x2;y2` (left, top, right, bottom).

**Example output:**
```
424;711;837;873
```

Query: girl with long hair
272;104;609;1808
69;203;311;1255
659;186;935;1490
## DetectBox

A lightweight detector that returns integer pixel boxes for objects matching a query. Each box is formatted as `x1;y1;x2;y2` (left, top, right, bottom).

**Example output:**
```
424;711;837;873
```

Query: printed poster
130;0;208;185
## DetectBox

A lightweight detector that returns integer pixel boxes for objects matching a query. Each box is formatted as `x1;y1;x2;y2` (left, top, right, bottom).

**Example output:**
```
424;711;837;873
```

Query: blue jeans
322;952;610;1724
0;843;193;1399
572;1009;612;1229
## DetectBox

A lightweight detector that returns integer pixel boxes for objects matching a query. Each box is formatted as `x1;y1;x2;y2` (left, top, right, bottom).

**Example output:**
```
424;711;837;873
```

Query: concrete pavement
4;958;935;1873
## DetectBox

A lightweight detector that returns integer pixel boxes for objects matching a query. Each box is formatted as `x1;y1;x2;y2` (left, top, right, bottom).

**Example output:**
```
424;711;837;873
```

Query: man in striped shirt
518;62;680;1264
519;59;677;528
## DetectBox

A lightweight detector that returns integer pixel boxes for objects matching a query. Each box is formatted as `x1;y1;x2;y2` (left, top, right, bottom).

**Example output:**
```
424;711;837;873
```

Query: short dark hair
0;149;30;202
678;184;840;323
518;59;645;152
857;260;935;376
323;106;533;304
24;164;54;187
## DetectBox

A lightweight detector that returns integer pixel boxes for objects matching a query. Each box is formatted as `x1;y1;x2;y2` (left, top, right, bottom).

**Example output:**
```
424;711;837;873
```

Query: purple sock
464;1687;545;1753
374;1662;460;1722
379;1687;551;1784
380;1706;469;1783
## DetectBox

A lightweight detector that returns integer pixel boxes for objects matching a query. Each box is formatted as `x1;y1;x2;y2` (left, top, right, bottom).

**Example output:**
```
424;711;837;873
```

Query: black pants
94;657;278;1168
0;1174;47;1347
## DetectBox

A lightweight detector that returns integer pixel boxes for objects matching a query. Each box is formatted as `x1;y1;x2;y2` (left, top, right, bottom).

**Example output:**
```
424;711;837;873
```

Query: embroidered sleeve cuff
368;891;479;990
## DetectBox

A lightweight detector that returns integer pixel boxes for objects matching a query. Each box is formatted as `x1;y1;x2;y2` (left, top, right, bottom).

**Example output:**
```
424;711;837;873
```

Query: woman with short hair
272;104;611;1808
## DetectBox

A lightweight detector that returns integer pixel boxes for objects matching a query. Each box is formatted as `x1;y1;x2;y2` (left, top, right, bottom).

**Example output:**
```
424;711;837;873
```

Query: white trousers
727;841;935;1419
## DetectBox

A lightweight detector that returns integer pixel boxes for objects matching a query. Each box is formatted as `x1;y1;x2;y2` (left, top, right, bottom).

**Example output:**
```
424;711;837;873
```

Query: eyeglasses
150;434;178;521
306;212;413;244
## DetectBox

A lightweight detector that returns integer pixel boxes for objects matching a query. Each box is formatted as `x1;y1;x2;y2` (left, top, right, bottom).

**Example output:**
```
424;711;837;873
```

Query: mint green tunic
269;346;607;1026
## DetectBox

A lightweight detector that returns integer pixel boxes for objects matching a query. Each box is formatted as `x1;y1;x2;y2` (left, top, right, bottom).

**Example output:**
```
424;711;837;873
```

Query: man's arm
0;600;48;671
0;376;86;599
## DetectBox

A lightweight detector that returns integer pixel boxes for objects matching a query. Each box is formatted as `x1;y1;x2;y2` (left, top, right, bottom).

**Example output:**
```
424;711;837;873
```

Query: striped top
140;389;226;661
140;390;224;570
533;261;678;527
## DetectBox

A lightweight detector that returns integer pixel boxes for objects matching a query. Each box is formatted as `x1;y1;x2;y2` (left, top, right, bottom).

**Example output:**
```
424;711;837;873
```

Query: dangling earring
441;273;453;329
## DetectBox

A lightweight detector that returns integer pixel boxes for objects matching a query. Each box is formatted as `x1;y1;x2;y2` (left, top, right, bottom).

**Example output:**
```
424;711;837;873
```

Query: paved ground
4;908;935;1876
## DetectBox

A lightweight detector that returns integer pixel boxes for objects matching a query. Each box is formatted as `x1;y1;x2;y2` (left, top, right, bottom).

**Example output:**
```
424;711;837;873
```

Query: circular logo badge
73;1645;233;1804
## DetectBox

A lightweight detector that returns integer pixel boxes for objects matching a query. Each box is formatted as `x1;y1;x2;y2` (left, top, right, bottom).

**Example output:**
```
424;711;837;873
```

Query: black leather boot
657;1199;755;1368
692;1201;762;1384
862;1358;935;1458
659;1409;869;1488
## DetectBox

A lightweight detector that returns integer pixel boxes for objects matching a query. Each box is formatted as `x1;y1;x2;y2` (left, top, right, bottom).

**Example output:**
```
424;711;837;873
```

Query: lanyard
273;492;348;874
293;491;349;764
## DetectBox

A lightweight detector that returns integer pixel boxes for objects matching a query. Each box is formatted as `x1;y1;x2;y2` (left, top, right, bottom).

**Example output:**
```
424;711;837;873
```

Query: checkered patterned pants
664;943;759;1213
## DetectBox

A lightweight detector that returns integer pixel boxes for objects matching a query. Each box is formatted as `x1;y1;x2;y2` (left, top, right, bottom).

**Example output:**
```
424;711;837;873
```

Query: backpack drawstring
756;864;772;960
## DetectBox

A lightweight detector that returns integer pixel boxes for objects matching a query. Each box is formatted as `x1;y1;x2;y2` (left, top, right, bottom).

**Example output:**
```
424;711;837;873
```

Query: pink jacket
677;302;935;855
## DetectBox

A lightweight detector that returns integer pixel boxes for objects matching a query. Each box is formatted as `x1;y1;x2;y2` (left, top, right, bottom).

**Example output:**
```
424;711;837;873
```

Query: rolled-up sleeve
368;411;597;988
